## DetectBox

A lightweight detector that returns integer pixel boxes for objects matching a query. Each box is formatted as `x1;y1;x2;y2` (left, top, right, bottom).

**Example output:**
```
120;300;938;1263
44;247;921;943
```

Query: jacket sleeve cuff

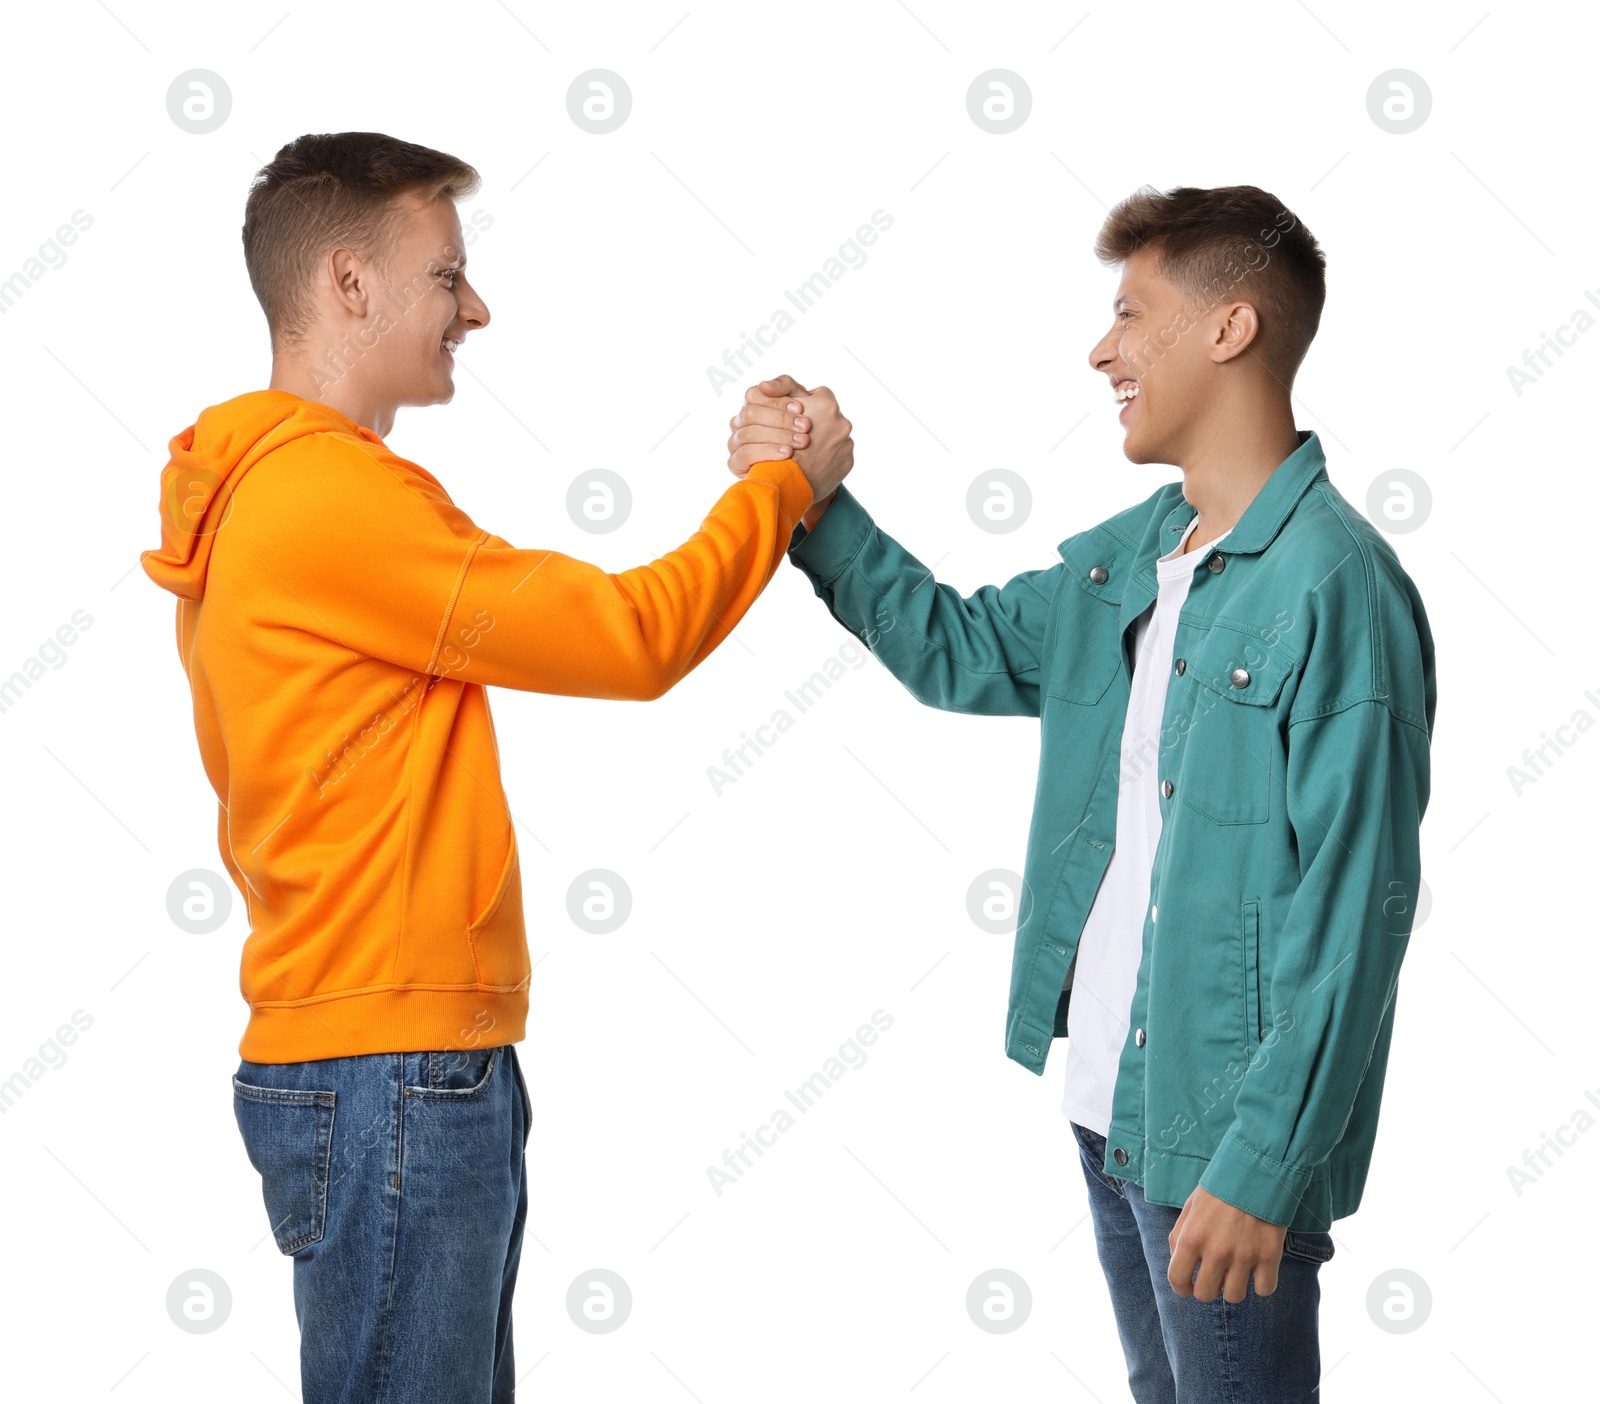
787;483;874;584
1196;1128;1316;1228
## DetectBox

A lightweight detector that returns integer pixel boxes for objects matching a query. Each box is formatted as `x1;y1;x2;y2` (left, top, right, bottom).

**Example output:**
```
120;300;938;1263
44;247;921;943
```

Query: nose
1088;324;1117;376
459;278;490;332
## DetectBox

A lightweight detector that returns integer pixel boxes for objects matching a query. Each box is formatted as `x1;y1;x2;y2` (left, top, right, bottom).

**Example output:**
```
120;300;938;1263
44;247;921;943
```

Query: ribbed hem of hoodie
239;986;529;1064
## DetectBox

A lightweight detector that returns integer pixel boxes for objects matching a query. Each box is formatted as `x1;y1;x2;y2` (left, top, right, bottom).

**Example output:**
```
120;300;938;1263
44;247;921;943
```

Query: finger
731;443;793;474
742;390;807;416
756;374;810;400
732;431;793;463
1251;1254;1280;1298
1166;1240;1200;1298
732;424;809;449
1168;1201;1190;1254
1221;1264;1252;1305
1190;1255;1227;1304
732;404;812;432
744;384;810;411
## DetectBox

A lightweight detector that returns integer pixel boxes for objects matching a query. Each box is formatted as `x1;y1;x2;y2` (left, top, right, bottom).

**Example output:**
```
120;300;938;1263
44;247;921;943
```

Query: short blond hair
242;131;480;354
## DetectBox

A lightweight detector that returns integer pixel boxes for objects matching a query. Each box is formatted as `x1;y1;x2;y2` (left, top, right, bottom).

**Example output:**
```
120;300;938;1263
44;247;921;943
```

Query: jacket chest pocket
1043;589;1123;706
1174;632;1295;825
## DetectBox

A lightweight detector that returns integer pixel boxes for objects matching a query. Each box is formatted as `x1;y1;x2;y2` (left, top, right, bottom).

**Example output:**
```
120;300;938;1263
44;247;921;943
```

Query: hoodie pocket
467;831;529;989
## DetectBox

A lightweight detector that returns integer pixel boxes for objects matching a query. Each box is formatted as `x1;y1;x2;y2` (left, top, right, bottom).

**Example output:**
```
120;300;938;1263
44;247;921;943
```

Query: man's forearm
788;484;1057;718
451;456;815;700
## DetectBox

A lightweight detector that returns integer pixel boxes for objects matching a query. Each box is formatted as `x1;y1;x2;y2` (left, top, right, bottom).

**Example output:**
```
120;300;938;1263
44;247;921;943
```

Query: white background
2;1;1595;1399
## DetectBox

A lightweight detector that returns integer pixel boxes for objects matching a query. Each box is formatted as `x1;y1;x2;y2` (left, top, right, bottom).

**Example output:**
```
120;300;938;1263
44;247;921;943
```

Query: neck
269;352;396;439
1175;394;1300;548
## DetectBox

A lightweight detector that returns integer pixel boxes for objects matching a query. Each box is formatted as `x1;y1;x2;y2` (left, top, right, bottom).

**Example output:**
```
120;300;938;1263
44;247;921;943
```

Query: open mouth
1112;378;1140;422
440;336;463;362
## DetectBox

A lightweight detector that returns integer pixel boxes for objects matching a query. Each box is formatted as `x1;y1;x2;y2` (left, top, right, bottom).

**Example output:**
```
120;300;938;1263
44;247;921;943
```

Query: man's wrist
801;489;838;533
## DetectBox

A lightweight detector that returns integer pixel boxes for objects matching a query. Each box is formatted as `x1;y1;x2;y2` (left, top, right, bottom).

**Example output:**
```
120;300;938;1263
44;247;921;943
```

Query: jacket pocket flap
1057;525;1132;603
1188;629;1297;708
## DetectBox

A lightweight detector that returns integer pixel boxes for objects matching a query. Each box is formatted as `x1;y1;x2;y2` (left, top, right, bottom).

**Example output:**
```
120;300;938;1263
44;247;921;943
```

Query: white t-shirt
1060;512;1233;1135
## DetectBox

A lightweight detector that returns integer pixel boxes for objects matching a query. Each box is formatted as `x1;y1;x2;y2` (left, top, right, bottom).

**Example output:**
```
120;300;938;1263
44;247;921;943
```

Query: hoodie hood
141;389;381;601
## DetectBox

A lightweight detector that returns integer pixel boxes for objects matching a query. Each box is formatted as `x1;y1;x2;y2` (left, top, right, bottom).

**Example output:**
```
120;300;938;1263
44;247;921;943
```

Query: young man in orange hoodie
141;132;849;1404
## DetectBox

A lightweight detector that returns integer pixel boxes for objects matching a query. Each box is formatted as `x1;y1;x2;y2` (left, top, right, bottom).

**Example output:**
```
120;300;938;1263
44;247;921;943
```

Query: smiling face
366;192;489;409
1087;246;1246;467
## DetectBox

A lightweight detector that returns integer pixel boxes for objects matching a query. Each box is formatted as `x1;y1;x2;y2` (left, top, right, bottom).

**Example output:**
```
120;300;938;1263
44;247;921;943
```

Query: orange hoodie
143;389;812;1063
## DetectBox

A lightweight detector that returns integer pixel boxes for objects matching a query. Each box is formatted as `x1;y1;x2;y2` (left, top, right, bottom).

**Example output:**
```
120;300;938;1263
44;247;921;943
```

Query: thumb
758;374;811;399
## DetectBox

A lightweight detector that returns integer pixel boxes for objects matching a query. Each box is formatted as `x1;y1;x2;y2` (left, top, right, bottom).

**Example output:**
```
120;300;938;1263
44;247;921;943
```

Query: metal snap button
1113;1146;1129;1166
1089;565;1109;584
1230;667;1251;688
1207;554;1225;573
1160;779;1174;798
1135;1028;1146;1047
1174;657;1186;675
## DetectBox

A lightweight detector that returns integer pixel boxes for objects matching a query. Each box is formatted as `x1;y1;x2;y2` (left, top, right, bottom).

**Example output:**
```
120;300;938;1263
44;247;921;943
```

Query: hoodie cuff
744;457;814;527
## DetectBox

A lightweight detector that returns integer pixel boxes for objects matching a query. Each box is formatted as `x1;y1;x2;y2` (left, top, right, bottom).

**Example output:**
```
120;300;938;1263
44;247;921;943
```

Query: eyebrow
1113;295;1138;311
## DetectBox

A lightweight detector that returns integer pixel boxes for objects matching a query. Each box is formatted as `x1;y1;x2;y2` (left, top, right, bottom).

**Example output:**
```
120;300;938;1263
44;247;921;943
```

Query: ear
327;245;369;317
1208;299;1261;365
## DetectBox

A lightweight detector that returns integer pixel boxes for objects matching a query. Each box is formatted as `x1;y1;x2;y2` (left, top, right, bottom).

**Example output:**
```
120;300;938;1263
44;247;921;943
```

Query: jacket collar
1057;430;1328;577
1157;429;1327;558
1053;431;1328;639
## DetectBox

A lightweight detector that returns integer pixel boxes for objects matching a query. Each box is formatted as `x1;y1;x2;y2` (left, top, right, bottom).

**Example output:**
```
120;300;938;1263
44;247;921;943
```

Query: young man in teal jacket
728;185;1436;1402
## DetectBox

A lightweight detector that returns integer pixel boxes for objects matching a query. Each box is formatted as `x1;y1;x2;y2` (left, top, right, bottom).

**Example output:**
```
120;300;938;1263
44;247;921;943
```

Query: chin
420;371;455;405
1120;435;1155;465
1120;427;1173;468
395;384;453;413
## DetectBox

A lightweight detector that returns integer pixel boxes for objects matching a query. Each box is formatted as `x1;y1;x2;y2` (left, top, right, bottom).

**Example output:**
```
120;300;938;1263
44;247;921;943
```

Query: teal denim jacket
787;432;1436;1230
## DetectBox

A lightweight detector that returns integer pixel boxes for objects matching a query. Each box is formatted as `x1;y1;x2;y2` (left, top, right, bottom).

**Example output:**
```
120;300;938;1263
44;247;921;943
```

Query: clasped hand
726;374;853;532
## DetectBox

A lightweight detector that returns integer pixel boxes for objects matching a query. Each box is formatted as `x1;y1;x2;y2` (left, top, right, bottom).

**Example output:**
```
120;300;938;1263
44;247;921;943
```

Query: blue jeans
1071;1121;1332;1403
233;1043;531;1403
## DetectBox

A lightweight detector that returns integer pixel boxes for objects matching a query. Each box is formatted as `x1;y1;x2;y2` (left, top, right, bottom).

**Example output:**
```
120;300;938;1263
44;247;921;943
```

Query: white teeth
1114;382;1140;402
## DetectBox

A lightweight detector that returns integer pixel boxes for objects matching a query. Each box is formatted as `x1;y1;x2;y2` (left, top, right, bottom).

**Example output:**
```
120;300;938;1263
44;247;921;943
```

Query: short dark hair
242;132;480;354
1094;184;1326;384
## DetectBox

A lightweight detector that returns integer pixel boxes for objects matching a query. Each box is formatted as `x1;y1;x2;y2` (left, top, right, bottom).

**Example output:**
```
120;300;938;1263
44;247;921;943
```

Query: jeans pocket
232;1078;336;1255
1069;1120;1102;1158
408;1045;499;1101
509;1045;533;1149
1283;1229;1335;1264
